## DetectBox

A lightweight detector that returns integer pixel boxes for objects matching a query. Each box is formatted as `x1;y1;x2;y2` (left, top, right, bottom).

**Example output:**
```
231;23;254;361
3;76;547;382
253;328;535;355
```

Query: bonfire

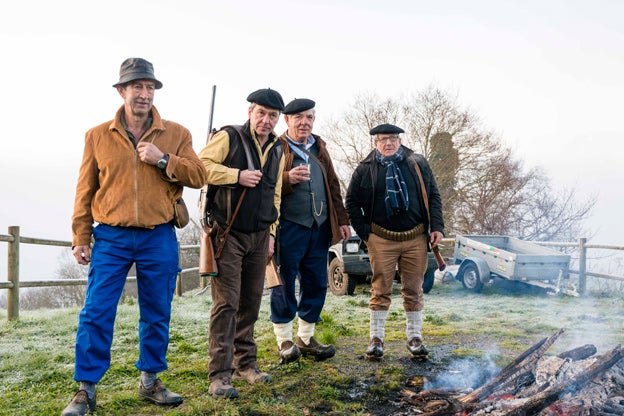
400;329;624;415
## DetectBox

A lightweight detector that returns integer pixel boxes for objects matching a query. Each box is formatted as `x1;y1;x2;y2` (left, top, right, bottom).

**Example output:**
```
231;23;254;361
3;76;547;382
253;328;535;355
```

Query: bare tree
454;151;536;235
54;249;89;307
322;92;399;191
321;86;595;241
508;171;597;241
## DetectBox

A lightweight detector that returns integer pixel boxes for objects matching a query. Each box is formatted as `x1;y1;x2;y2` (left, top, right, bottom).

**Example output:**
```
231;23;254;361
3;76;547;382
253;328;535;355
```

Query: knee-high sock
297;318;315;345
370;310;388;341
273;321;293;348
406;311;423;341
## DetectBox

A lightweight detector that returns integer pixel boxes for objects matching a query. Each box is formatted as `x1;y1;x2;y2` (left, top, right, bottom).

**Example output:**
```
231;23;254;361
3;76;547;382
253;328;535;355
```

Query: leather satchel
173;198;190;228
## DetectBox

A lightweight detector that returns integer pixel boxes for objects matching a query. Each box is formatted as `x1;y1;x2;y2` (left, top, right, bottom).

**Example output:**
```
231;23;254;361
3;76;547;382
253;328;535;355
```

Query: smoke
427;345;501;390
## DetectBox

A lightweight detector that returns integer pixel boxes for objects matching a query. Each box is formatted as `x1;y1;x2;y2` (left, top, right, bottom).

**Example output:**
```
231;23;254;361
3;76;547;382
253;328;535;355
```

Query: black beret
283;98;315;115
246;88;285;111
369;123;405;135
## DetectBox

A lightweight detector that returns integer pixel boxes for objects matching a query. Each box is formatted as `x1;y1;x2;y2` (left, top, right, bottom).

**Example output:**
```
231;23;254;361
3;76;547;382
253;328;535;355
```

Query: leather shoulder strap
224;124;255;170
410;156;430;225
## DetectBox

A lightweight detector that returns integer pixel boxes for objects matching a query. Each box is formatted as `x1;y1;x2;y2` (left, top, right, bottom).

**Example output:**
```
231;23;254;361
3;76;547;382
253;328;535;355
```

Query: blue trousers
73;223;179;383
270;220;330;324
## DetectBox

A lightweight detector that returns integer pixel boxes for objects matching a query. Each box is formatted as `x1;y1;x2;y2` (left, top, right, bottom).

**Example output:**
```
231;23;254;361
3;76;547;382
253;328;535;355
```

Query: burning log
501;344;623;416
399;330;624;415
459;328;565;404
602;395;624;415
401;389;465;415
556;344;597;361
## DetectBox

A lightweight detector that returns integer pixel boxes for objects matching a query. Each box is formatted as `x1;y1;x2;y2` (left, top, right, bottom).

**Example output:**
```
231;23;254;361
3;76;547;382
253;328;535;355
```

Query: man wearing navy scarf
346;123;444;360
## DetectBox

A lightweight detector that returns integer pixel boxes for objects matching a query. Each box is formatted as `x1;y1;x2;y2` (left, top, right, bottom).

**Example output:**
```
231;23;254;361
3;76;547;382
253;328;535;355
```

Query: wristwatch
157;154;169;169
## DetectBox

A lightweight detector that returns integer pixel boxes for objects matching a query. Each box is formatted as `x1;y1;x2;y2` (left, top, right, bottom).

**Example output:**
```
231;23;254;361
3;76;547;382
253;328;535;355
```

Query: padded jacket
345;145;444;241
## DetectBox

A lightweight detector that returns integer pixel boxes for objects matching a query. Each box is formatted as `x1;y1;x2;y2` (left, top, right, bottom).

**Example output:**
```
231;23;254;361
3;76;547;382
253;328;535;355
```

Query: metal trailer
452;235;577;296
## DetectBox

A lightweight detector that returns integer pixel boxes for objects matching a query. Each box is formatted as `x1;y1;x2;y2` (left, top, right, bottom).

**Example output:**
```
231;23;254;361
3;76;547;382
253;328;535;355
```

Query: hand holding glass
293;163;310;182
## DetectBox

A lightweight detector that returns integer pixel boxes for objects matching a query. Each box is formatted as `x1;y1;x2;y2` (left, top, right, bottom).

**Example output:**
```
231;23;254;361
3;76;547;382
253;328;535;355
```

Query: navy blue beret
283;98;315;115
246;88;285;111
369;123;405;135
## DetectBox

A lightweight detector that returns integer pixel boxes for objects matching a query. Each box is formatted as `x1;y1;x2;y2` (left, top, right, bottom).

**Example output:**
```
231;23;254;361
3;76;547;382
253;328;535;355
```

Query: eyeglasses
375;135;400;143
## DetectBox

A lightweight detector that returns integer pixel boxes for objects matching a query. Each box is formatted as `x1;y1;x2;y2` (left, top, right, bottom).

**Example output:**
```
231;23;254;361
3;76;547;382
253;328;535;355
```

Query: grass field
1;276;622;415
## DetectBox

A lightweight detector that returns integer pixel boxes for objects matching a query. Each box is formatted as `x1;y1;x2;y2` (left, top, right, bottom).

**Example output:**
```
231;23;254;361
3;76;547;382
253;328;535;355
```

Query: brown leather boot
61;390;96;416
278;340;302;364
296;336;336;360
366;337;384;358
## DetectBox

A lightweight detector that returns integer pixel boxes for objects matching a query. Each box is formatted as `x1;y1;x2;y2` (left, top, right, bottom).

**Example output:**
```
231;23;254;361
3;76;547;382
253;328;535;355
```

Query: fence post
578;237;587;295
7;226;20;321
175;242;182;297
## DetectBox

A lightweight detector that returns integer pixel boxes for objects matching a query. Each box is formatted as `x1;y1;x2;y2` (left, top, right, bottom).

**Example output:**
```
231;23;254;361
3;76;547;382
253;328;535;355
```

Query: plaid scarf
375;147;409;218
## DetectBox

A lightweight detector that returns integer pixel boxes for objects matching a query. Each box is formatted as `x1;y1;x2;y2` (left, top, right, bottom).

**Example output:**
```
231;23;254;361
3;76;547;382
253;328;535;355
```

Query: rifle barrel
207;85;217;144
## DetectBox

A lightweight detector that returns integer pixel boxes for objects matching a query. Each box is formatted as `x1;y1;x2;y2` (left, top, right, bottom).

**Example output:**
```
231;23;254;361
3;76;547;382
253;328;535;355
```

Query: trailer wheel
328;258;350;296
460;263;484;293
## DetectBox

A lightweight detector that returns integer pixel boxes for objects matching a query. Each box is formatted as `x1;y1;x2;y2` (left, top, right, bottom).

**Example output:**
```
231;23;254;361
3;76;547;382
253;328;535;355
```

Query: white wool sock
297;318;315;345
406;311;423;341
370;310;388;341
273;321;293;348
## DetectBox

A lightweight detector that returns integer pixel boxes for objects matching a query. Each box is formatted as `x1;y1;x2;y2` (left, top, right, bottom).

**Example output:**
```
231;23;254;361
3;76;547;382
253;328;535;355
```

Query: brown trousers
208;228;269;381
366;232;428;312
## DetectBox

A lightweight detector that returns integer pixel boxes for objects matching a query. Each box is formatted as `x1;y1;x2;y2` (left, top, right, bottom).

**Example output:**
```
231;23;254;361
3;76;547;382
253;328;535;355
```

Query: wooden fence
2;226;624;321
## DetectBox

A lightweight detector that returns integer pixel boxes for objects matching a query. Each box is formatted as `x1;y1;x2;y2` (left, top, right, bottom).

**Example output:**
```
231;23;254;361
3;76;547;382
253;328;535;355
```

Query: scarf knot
375;147;409;217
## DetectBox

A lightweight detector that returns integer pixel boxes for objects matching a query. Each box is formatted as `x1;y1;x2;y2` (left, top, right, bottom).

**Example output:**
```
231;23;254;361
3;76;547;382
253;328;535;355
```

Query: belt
371;223;425;242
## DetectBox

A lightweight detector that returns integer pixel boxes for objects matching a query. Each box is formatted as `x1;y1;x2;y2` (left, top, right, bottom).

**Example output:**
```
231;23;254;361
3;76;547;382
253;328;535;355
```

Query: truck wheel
328;258;349;296
460;263;484;293
422;269;435;294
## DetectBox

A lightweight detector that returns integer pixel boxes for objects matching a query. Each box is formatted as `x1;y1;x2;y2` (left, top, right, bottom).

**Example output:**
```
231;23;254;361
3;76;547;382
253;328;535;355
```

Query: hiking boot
296;336;336;360
407;337;429;357
61;390;96;416
278;340;301;364
138;378;183;406
209;377;239;399
366;337;384;358
233;367;272;384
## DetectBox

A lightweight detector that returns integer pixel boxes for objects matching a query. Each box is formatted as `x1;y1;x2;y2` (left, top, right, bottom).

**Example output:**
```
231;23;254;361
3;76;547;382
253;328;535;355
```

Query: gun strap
215;187;247;259
411;156;445;263
228;125;256;170
412;156;446;269
410;155;431;228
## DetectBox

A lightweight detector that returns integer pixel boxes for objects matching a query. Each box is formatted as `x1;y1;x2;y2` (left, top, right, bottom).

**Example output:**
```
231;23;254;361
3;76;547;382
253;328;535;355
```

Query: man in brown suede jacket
62;57;206;416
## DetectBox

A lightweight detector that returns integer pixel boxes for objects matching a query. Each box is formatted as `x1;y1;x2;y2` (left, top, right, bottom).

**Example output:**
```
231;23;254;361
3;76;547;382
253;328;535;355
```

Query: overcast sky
1;0;623;280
